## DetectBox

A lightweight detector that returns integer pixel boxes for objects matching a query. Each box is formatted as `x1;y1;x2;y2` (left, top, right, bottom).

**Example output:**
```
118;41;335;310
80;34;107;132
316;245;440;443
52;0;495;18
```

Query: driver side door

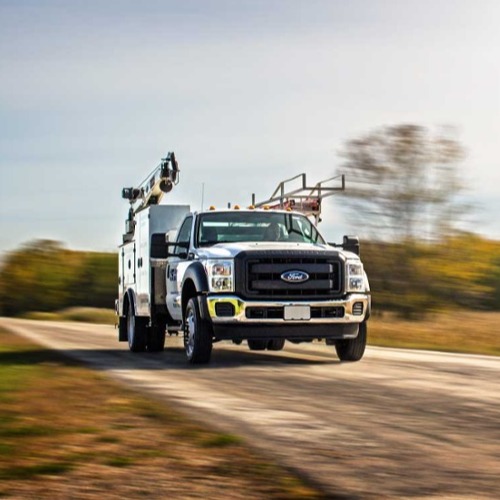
166;216;193;321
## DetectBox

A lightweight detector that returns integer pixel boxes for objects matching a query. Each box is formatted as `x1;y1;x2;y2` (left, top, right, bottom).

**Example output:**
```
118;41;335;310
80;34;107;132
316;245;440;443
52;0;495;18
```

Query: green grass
0;425;57;438
103;456;135;468
0;443;14;456
0;462;74;480
200;433;243;448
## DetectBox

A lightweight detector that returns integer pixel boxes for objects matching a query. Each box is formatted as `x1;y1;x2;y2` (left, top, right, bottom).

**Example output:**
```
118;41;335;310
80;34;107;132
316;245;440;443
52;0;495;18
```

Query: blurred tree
69;252;117;309
488;258;500;310
362;235;500;316
338;124;465;242
1;240;65;314
0;240;117;316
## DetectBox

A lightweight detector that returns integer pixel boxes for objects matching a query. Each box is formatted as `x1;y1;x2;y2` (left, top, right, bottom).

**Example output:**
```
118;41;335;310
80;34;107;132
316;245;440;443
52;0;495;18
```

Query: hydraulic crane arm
122;152;180;215
121;151;180;242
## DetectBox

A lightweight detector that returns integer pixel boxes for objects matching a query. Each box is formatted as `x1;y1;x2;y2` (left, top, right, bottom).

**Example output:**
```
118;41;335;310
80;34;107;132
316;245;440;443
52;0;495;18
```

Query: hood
196;241;352;259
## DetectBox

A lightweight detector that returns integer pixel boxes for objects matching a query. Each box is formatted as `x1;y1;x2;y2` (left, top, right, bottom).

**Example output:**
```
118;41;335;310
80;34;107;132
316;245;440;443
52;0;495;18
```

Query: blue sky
1;0;499;253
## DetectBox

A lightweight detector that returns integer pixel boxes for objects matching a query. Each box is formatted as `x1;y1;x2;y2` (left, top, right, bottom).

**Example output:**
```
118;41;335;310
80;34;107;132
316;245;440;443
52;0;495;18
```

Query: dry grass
0;329;323;499
368;311;500;356
22;307;116;325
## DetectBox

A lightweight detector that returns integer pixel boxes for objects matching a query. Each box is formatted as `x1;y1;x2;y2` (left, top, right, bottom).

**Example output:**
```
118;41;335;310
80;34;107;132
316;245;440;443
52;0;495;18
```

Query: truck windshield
197;212;325;246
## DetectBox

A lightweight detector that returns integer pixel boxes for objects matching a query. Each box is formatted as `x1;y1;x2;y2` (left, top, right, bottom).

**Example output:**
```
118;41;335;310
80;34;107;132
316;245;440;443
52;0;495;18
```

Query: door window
175;217;192;256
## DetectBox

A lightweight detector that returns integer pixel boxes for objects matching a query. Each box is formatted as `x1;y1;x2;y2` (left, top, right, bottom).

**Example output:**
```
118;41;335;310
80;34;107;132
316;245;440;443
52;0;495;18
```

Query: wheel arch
181;262;208;318
123;289;138;317
181;279;198;319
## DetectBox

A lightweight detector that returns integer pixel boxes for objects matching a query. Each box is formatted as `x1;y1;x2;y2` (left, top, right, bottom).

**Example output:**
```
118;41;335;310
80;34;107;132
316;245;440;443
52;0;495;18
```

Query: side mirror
165;241;190;258
342;235;360;256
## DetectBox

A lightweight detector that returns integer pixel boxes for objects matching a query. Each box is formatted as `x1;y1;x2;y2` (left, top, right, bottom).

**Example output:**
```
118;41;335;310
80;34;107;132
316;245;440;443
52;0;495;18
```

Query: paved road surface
2;318;499;499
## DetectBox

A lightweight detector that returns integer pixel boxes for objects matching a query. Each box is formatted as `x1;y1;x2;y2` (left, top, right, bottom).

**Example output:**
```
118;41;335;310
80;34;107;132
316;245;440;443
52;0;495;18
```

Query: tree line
362;234;500;317
0;240;117;316
0;235;499;318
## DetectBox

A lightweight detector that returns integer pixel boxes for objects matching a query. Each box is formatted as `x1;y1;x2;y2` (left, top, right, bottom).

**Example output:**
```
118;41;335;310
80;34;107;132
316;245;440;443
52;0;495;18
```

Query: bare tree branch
337;124;465;242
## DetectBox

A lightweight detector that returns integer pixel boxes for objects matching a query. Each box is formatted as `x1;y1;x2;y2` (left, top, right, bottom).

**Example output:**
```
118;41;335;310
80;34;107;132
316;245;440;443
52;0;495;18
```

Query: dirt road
2;318;499;499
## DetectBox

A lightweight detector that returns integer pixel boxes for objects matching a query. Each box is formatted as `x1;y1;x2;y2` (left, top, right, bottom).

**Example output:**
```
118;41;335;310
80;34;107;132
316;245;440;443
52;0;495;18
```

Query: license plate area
284;305;311;321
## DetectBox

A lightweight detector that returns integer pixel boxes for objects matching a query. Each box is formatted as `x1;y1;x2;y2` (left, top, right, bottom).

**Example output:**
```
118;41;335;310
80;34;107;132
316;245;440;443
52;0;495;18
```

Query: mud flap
196;295;211;321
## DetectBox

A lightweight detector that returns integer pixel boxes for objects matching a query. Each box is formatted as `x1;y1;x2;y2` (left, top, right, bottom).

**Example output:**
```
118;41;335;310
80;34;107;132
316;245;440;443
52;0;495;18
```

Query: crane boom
122;151;179;213
121;151;179;242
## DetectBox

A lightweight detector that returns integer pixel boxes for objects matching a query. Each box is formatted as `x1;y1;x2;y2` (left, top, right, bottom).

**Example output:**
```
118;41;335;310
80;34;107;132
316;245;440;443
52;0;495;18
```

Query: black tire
335;321;367;362
184;297;213;364
267;338;285;351
147;321;166;352
247;339;268;351
127;305;147;352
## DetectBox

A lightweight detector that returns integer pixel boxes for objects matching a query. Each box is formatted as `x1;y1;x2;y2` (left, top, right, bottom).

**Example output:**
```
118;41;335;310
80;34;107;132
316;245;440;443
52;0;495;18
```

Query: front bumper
205;293;370;325
200;293;369;341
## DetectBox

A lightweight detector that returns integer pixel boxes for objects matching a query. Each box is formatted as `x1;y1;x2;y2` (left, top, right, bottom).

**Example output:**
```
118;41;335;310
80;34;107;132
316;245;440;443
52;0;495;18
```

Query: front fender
181;262;209;318
182;261;209;293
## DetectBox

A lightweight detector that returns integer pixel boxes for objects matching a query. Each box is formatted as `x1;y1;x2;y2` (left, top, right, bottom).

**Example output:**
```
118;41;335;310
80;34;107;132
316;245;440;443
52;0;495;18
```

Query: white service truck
116;152;371;364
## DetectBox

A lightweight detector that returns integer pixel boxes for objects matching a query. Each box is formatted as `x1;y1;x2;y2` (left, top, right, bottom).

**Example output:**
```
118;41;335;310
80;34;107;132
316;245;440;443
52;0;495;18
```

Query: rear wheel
247;339;268;351
335;322;367;362
267;338;285;351
127;306;147;352
147;321;166;352
184;297;213;364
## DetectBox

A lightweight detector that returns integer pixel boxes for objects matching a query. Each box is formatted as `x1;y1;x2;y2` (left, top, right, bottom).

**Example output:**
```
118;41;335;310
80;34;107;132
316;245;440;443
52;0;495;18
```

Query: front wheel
184;297;213;364
335;322;367;362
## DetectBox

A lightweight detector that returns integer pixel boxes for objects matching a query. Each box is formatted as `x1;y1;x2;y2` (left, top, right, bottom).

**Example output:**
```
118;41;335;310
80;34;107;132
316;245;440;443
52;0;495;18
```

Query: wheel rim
127;309;135;347
184;305;196;358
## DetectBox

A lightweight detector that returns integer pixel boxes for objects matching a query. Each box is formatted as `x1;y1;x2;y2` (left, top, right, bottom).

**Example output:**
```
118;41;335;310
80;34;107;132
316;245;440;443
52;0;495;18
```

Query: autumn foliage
363;234;500;316
0;240;117;316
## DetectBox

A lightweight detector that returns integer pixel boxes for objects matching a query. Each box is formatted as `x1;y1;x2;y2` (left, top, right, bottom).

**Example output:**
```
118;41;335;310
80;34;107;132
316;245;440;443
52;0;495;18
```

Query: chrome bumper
206;293;370;324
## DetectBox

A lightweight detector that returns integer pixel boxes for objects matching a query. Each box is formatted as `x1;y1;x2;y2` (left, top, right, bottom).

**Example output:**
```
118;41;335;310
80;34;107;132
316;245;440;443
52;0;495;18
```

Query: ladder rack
251;173;345;225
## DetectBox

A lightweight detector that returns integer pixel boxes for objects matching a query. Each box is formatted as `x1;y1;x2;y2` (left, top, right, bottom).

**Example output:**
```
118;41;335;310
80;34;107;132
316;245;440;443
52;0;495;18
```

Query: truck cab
163;209;370;363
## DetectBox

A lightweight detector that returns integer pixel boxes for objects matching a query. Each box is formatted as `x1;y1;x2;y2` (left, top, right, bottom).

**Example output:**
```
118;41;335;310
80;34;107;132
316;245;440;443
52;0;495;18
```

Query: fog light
353;302;364;315
215;302;235;317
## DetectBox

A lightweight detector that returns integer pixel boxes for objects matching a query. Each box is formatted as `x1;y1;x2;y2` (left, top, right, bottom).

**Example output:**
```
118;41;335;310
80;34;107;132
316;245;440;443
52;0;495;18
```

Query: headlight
346;260;365;292
205;260;234;292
